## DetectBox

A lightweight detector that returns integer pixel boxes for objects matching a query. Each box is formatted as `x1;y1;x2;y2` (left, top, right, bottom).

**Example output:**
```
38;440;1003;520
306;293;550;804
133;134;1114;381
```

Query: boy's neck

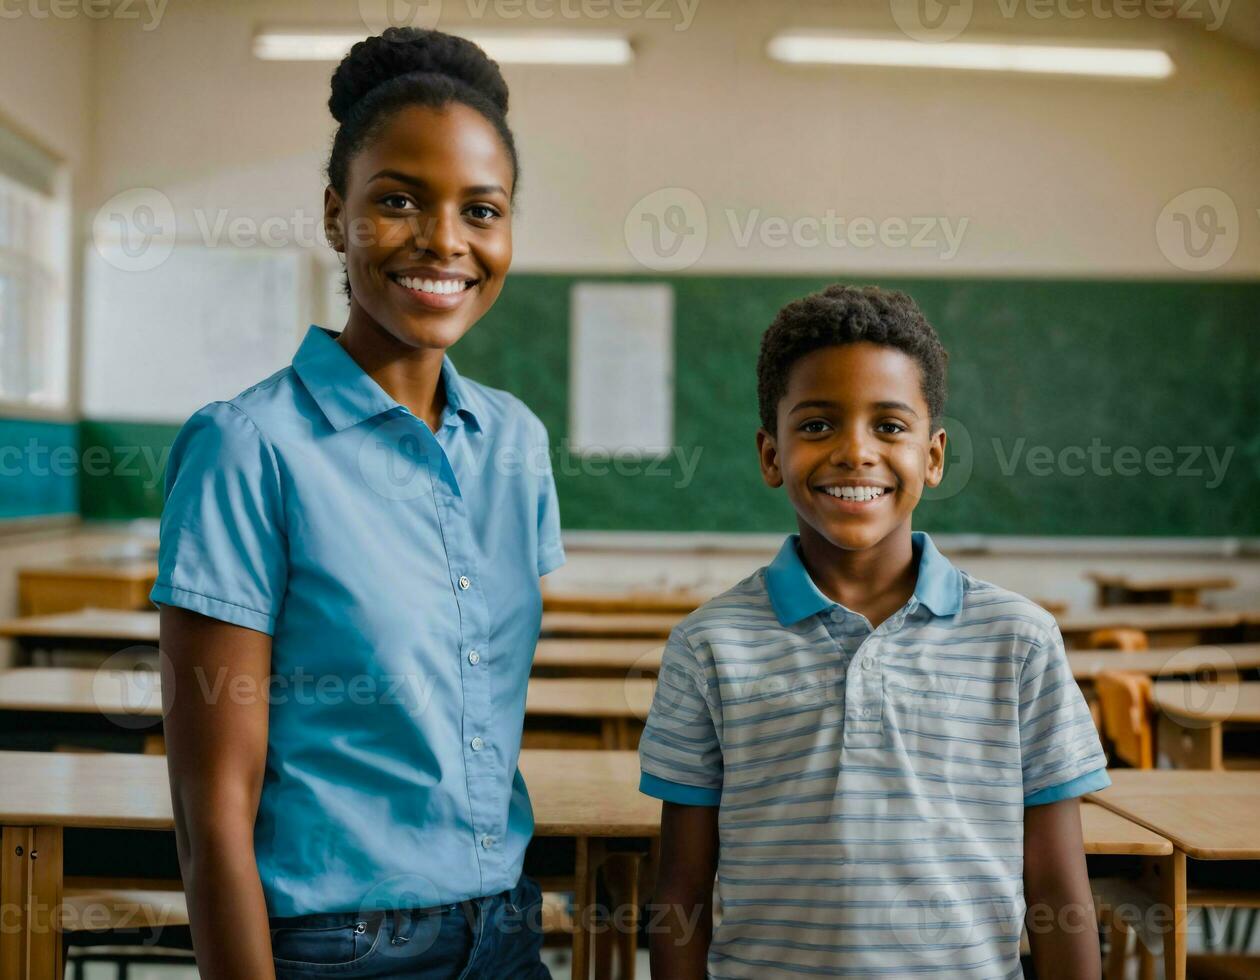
796;524;918;630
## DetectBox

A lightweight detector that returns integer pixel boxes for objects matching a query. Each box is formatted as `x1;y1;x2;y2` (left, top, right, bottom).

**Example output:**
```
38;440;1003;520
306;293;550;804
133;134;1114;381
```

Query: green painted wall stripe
0;418;79;520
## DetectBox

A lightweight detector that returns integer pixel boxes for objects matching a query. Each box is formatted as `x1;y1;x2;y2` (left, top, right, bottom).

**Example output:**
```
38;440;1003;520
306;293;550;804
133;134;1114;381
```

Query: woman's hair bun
329;27;509;125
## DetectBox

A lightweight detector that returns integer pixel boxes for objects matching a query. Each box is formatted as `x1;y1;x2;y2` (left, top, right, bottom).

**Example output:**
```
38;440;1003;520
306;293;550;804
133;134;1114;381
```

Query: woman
153;28;562;979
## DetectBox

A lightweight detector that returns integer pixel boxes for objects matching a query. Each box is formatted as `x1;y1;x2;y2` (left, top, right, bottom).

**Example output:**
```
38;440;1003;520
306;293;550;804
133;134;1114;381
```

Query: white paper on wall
569;282;674;456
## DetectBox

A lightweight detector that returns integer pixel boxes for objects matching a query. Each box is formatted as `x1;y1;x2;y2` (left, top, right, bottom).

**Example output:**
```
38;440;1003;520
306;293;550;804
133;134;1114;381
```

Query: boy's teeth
395;275;469;295
824;486;885;501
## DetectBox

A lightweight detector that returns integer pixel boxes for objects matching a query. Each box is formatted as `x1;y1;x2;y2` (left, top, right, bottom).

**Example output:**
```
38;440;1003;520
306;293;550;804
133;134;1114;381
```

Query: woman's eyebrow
367;169;507;196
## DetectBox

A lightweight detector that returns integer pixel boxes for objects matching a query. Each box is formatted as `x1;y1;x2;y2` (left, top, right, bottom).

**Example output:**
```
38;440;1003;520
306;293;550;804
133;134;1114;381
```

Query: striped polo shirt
639;531;1109;979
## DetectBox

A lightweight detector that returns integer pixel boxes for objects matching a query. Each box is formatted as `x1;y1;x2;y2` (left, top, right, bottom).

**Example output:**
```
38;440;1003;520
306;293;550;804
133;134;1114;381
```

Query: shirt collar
765;530;963;627
292;325;482;433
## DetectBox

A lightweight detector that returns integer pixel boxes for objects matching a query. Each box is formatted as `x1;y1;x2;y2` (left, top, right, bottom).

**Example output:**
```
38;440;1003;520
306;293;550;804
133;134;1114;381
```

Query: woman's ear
323;185;345;256
756;428;783;488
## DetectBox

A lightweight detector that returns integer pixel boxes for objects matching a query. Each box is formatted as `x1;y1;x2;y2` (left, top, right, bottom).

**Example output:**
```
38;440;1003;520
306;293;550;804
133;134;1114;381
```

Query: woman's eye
466;204;500;222
381;194;416;211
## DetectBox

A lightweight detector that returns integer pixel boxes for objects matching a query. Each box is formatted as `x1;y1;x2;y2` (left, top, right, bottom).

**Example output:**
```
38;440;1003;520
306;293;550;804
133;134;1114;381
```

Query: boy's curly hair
756;285;948;433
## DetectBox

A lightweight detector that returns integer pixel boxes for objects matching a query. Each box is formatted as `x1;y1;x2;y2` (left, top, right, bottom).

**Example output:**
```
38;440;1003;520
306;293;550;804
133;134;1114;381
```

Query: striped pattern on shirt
638;532;1109;979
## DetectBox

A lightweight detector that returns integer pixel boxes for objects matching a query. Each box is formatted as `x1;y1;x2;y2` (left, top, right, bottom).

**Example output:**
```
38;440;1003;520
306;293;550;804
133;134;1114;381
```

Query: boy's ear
924;424;947;489
323;185;345;255
756;428;783;488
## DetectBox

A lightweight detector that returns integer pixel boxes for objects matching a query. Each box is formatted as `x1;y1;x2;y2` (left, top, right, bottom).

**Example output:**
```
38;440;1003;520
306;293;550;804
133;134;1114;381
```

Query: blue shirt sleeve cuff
1023;767;1111;807
640;771;721;806
150;583;277;636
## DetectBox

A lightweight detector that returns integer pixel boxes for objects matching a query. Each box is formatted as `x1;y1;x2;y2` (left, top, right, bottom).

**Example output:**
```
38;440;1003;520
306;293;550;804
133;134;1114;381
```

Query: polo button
471;736;484;751
481;835;496;849
863;707;875;719
458;575;471;590
863;656;874;670
830;609;844;622
468;650;480;665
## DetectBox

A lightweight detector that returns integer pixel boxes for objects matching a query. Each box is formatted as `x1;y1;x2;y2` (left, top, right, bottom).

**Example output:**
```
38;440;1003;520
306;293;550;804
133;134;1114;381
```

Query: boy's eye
800;419;832;434
876;421;908;434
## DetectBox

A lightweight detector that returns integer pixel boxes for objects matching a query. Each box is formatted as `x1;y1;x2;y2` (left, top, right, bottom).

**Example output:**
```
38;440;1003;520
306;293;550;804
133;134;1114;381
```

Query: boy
639;285;1109;979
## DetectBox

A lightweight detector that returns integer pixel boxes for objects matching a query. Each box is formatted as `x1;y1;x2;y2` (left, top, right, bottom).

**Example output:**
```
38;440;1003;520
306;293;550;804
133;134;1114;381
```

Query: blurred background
0;0;1257;612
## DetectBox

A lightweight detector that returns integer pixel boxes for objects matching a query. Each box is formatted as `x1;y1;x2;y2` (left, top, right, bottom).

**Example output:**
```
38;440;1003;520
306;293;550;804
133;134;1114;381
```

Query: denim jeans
269;873;552;979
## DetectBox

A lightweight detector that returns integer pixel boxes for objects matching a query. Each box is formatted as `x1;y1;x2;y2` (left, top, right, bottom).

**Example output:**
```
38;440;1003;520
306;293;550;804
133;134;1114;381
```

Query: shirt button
471;736;484;751
468;650;480;665
481;835;496;849
863;656;875;670
458;575;471;590
830;609;844;622
863;707;875;719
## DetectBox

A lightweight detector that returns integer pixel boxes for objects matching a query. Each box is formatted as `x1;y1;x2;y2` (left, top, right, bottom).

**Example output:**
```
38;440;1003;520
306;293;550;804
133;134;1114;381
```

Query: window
0;124;70;412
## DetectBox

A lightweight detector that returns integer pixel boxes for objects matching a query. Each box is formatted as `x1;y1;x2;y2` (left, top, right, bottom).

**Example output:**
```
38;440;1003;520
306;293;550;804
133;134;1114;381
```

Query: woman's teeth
394;275;470;295
823;486;886;502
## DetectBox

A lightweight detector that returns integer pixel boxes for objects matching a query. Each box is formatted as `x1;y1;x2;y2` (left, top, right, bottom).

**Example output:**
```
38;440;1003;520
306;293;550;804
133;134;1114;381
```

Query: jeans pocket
271;916;381;973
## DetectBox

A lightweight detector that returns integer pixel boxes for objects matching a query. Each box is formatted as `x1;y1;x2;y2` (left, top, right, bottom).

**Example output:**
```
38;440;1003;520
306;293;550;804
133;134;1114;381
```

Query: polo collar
292;325;482;433
765;531;963;627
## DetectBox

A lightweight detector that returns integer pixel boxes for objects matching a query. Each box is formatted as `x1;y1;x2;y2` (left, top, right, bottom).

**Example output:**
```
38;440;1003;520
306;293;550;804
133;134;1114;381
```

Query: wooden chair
1087;628;1151;652
1094;671;1155;770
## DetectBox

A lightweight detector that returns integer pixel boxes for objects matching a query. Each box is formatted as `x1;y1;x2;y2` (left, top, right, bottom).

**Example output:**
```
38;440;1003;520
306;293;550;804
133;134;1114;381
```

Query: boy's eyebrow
789;398;921;418
368;169;508;196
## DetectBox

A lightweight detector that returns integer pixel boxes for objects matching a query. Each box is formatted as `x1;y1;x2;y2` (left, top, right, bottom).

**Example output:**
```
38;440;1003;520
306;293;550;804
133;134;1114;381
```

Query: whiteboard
84;243;312;422
569;282;674;455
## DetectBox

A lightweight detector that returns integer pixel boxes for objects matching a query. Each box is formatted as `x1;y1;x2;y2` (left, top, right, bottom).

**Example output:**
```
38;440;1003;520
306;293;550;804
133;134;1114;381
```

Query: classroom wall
84;0;1260;278
0;9;95;522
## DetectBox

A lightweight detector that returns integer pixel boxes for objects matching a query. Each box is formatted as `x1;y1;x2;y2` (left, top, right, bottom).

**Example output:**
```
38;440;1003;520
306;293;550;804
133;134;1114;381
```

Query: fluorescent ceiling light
767;32;1173;79
253;28;632;65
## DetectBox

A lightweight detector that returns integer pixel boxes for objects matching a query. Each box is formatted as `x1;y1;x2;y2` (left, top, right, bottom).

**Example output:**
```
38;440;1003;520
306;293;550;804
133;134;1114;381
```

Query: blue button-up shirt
151;325;565;917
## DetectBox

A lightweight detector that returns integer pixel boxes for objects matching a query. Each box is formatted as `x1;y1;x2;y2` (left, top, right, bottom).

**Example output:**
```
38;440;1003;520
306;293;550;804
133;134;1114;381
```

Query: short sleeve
532;417;565;577
149;402;288;635
638;629;723;806
1019;624;1110;806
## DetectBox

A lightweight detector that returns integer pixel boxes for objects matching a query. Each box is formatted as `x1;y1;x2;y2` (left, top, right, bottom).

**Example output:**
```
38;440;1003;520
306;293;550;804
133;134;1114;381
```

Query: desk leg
1;825;63;980
1147;851;1186;980
572;836;591;980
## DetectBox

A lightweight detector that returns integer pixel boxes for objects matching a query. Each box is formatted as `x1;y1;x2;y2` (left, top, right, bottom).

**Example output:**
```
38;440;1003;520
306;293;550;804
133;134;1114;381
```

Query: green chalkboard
78;274;1260;536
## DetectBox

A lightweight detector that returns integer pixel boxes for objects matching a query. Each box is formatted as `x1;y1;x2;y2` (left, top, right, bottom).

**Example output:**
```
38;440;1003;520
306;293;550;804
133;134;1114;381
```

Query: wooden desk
1056;606;1244;648
0;669;657;751
527;678;655;749
17;560;158;617
0;749;658;980
542;590;707;616
1151;682;1260;770
541;611;680;640
1069;644;1260;683
1088;572;1236;608
1088;770;1260;980
532;640;663;678
0;609;159;667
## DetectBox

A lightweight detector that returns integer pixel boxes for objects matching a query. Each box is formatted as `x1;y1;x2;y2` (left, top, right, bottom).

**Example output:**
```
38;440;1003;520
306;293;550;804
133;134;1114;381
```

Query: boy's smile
758;341;946;560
